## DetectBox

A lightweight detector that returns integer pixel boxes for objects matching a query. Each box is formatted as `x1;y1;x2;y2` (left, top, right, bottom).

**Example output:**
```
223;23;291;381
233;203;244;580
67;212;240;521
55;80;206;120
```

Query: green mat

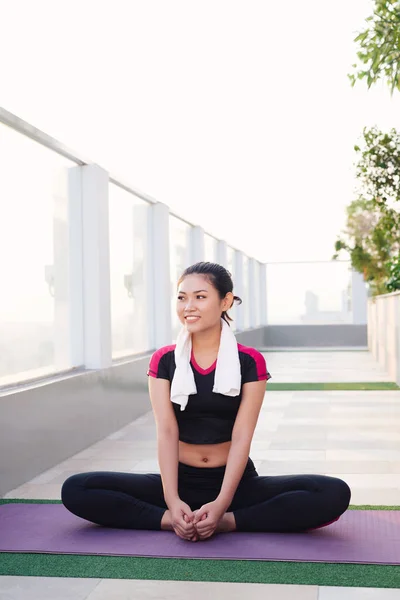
0;554;399;588
266;382;400;391
0;500;399;587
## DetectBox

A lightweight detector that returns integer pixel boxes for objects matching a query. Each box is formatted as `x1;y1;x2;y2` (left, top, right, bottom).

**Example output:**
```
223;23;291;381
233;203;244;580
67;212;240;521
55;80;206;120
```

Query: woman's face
176;274;232;333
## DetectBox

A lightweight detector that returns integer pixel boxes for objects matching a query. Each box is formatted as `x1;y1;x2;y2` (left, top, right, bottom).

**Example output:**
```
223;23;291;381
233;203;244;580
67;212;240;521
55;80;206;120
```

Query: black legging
61;459;351;533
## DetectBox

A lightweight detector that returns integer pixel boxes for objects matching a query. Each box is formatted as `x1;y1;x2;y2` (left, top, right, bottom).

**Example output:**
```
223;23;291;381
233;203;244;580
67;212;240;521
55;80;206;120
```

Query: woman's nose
184;299;195;310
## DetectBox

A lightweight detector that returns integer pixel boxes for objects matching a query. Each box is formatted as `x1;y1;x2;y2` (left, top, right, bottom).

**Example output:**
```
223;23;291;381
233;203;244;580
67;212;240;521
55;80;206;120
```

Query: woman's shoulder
150;344;176;364
237;344;271;382
147;345;176;379
237;343;265;363
152;344;176;357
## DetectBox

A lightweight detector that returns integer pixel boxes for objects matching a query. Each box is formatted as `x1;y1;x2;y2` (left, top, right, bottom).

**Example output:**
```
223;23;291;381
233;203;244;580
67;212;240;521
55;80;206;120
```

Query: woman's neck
191;322;222;354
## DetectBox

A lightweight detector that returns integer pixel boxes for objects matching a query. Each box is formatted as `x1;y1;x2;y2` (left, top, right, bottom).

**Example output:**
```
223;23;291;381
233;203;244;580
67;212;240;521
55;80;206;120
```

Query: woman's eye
197;295;206;299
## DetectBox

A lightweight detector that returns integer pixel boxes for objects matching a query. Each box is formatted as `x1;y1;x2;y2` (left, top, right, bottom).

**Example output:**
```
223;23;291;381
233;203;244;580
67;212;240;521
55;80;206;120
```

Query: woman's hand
169;500;197;541
193;500;226;540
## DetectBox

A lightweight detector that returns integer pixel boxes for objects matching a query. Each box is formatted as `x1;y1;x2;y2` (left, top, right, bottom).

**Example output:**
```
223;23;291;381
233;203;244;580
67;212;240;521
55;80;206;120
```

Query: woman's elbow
231;429;253;446
157;424;179;440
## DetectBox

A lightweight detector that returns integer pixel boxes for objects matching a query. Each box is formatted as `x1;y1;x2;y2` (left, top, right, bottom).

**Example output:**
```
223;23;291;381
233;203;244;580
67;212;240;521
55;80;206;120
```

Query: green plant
333;128;400;295
349;0;400;94
386;254;400;291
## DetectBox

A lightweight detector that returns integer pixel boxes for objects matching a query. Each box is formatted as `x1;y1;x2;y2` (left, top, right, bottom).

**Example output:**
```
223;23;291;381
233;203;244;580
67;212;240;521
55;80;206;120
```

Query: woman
62;262;351;541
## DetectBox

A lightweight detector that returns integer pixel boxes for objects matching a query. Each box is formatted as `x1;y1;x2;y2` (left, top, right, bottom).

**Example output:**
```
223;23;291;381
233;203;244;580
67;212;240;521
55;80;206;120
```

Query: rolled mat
0;504;399;565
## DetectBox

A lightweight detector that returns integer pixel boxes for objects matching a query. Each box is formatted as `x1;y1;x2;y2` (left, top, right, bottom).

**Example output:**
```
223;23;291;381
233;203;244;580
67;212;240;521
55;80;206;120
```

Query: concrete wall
0;356;151;498
235;327;265;348
262;324;368;348
368;292;400;384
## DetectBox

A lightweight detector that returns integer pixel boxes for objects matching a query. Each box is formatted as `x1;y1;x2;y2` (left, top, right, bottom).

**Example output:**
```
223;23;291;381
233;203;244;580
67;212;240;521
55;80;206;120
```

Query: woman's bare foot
216;512;236;533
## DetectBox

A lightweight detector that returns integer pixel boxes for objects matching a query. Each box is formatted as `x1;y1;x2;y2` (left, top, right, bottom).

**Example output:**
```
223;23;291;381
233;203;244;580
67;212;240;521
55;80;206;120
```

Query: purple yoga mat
0;504;399;565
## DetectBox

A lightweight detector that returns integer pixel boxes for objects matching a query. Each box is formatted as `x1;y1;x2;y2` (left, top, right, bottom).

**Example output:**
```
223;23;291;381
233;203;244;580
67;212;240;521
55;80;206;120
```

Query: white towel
170;318;241;411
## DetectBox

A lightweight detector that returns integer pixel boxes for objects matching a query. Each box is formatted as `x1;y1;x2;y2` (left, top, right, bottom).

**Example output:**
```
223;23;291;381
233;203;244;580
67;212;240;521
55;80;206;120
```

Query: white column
52;166;76;369
149;202;172;348
63;166;85;367
248;258;257;328
217;240;228;267
80;164;112;368
260;263;267;325
234;251;244;331
132;201;151;352
352;270;368;324
254;260;261;328
190;226;205;264
396;295;400;385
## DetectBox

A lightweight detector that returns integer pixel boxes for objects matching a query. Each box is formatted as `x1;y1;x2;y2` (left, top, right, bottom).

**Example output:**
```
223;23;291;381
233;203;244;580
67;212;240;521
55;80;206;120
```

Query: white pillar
52;165;82;369
352;270;368;324
248;258;257;328
260;263;267;325
396;295;400;385
132;201;151;352
80;164;112;368
234;251;244;331
150;202;172;348
217;240;228;267
190;226;205;264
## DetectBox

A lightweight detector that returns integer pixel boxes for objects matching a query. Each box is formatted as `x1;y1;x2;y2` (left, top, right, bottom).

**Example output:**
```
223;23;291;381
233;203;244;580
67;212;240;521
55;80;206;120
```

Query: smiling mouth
185;316;200;321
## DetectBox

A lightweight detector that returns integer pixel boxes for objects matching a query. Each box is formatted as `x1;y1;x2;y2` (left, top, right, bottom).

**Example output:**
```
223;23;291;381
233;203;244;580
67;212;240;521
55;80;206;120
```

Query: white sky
1;0;399;263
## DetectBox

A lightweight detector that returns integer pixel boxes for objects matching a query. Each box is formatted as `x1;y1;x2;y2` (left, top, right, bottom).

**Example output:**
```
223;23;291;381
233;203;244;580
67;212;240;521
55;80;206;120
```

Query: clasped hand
170;499;225;541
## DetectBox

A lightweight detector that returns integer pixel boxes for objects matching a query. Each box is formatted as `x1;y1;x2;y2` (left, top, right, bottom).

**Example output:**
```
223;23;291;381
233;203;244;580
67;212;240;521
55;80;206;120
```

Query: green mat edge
0;553;399;588
0;500;399;588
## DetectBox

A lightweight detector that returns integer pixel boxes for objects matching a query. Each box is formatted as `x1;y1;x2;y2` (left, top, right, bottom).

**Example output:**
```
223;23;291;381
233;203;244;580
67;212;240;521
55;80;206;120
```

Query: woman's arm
148;377;180;506
216;379;267;510
148;376;197;540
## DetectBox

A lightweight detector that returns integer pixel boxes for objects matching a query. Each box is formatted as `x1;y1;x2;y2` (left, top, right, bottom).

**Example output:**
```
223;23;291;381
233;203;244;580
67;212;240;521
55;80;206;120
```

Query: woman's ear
223;292;234;311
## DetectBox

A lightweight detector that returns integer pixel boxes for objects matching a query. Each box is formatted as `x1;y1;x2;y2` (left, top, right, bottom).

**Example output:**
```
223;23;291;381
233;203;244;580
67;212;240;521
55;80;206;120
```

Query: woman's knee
61;473;88;508
323;476;351;514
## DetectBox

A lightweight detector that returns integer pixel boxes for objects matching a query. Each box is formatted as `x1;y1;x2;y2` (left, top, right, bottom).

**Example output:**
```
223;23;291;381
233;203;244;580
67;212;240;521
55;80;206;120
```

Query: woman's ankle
160;509;173;531
217;512;236;533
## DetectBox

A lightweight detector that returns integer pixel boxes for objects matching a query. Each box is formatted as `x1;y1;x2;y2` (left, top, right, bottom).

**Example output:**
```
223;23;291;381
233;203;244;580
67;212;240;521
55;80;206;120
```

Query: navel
202;457;209;463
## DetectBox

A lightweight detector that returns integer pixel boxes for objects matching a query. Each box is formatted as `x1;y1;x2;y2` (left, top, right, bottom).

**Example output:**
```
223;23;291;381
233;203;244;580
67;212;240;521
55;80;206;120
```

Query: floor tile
326;474;400;488
0;576;100;600
318;586;400;599
87;579;318;600
257;461;327;475
129;459;160;472
343;487;400;505
261;450;327;461
3;484;61;500
326;450;400;461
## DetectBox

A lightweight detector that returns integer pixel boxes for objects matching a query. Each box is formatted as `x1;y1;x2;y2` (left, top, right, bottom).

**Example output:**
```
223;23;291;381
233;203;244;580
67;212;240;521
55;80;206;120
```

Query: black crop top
147;343;271;445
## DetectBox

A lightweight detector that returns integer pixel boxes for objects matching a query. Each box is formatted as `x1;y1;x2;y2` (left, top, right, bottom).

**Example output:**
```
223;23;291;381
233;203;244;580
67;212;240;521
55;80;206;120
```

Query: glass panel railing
226;246;237;331
242;255;250;329
0;122;78;386
266;261;353;324
204;233;218;263
109;184;150;358
169;216;192;341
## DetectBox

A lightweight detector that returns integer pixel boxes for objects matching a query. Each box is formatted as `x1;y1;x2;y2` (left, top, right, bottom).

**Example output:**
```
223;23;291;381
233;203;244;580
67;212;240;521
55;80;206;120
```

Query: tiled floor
265;350;391;382
2;351;400;598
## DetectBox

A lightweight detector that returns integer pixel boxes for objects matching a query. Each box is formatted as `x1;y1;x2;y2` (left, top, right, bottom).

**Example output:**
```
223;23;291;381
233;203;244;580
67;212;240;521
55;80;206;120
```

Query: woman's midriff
178;440;231;467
